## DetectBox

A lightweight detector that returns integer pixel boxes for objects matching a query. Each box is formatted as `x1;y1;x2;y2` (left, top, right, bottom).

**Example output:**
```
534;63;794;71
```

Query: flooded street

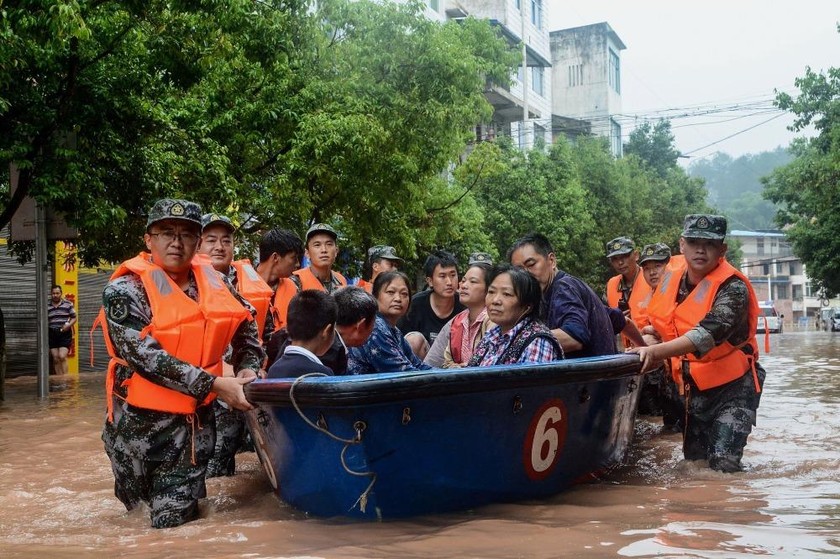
1;331;838;558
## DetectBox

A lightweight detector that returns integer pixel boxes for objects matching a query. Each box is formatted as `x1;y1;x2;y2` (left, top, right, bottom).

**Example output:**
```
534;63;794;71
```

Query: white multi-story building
434;0;552;150
730;230;823;327
549;22;625;156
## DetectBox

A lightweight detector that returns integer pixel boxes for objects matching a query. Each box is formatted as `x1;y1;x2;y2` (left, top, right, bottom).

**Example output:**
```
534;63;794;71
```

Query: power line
681;113;788;156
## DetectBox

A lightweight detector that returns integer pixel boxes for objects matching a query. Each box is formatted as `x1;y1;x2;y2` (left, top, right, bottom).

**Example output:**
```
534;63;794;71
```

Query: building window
776;261;783;273
756;238;764;256
805;281;814;298
515;0;521;10
427;0;439;11
763;264;769;275
789;261;800;275
777;284;788;299
534;123;546;146
610;118;622;157
792;284;803;301
531;0;542;29
531;66;544;97
608;48;620;93
568;64;583;87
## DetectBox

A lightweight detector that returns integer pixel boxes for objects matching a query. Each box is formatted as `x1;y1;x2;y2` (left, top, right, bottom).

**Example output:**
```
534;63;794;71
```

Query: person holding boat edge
99;198;264;528
629;215;765;473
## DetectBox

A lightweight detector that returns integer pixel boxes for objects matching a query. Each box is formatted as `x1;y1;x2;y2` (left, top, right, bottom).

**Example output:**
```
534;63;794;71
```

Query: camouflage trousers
637;365;685;431
102;401;216;528
682;362;766;472
206;399;249;478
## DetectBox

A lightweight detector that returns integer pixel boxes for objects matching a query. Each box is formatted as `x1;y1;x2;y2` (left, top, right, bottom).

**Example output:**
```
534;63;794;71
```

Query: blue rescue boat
244;354;642;519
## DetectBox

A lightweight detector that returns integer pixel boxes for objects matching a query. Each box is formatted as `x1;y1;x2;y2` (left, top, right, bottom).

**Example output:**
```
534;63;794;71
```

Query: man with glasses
99;198;265;528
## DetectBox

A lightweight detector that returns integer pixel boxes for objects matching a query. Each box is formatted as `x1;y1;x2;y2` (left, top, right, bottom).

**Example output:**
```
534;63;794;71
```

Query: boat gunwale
245;354;642;407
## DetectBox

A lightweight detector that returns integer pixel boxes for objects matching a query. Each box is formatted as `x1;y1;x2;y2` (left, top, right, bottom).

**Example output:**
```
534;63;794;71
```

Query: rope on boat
289;373;378;513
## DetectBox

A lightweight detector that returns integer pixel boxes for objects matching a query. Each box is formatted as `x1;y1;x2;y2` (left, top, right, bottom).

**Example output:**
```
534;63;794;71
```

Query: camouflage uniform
290;271;344;293
206;265;255;478
101;200;264;528
673;219;766;472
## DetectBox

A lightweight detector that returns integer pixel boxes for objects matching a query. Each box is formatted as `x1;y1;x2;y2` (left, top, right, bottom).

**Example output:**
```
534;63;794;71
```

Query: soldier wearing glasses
99;198;264;528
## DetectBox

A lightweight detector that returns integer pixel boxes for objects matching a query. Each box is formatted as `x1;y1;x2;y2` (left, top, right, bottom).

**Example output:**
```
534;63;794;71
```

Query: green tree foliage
0;0;518;268
1;0;316;264
575;135;712;286
763;56;840;295
624;119;680;178
469;137;599;283
458;132;711;291
688;148;791;230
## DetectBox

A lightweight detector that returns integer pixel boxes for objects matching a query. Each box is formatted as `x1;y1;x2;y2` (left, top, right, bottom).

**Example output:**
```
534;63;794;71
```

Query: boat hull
245;354;642;519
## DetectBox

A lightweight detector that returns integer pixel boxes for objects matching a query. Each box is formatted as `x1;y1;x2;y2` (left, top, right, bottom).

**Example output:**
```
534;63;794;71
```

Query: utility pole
36;202;50;398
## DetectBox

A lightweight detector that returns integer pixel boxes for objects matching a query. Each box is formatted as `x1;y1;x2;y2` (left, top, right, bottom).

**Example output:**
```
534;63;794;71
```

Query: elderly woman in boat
347;271;433;374
468;265;563;366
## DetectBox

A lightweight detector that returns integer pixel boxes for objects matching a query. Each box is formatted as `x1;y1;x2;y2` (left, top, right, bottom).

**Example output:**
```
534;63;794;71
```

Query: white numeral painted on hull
523;399;567;481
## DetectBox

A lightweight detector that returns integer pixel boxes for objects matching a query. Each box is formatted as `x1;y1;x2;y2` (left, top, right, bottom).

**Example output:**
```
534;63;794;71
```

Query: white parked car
756;303;783;334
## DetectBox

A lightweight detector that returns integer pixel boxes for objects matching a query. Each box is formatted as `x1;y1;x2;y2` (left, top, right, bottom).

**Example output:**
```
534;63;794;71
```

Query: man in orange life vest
100;199;265;528
198;213;274;478
630;215;765;473
357;245;404;293
290;223;347;294
605;236;651;348
606;236;660;414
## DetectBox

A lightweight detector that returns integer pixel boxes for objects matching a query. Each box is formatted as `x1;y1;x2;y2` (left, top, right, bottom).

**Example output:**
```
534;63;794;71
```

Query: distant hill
688;147;792;230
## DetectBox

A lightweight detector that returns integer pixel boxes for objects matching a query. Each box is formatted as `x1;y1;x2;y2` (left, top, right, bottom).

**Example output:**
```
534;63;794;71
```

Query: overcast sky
546;1;839;162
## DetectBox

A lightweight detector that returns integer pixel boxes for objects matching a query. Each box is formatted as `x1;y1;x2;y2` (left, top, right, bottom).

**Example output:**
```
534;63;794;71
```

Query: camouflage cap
305;222;338;242
682;214;727;241
201;213;235;233
606;236;636;258
367;245;403;263
146;198;202;229
638;242;672;265
468;252;494;266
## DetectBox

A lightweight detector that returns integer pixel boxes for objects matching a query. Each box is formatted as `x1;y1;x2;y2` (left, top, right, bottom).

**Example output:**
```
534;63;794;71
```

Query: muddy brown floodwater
1;331;838;558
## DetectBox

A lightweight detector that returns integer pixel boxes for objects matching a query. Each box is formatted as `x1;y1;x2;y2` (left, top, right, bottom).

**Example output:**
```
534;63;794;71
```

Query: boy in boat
100;198;264;528
268;290;337;378
268;286;378;374
630;215;765;472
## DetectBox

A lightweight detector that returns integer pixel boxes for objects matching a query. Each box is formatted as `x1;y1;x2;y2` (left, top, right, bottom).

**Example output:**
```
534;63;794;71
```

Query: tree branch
425;159;486;213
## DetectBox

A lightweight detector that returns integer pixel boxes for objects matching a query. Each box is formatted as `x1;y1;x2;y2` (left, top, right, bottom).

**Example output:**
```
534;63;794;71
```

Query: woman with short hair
468;265;563;366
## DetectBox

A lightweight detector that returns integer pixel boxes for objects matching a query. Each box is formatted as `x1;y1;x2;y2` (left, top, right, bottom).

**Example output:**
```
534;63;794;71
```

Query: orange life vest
606;267;651;347
98;253;251;420
647;258;761;393
357;279;373;293
635;255;687;328
293;266;347;291
231;259;274;340
271;277;299;333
